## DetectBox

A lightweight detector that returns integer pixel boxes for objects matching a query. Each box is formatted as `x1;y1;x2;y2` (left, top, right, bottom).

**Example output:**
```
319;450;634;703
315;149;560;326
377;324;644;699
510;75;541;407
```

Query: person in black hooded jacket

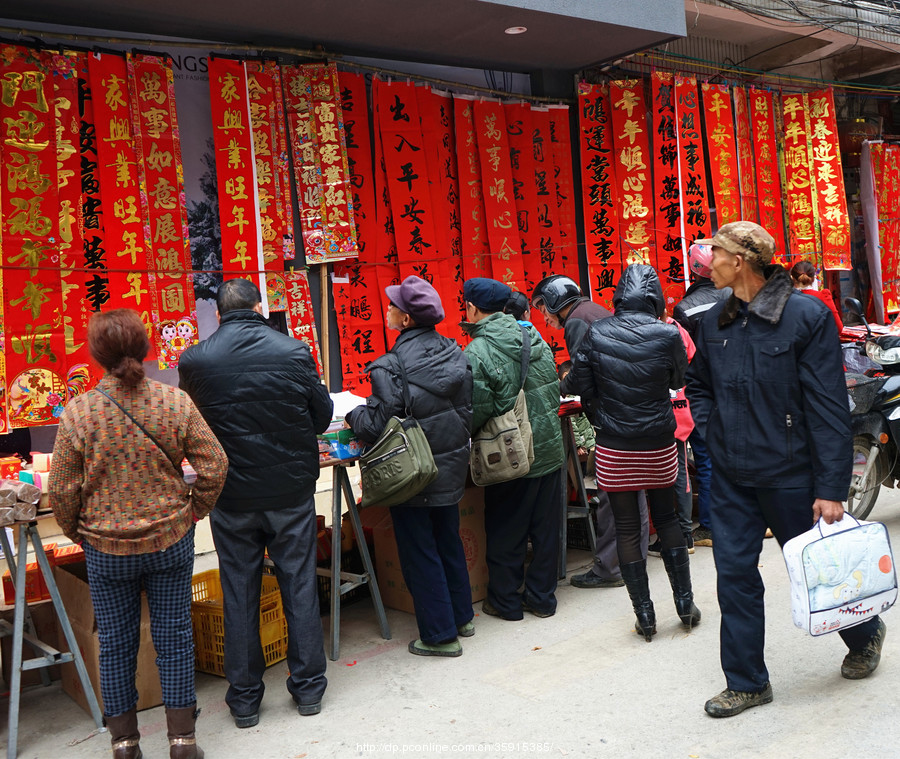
568;264;699;642
178;278;333;727
347;276;474;657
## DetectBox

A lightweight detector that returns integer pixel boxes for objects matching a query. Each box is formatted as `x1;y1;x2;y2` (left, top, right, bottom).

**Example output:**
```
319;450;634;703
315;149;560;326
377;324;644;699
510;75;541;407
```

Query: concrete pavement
5;494;900;759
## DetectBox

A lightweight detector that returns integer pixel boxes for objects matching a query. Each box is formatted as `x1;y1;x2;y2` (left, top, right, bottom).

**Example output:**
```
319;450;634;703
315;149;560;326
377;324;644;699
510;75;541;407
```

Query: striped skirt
594;442;678;492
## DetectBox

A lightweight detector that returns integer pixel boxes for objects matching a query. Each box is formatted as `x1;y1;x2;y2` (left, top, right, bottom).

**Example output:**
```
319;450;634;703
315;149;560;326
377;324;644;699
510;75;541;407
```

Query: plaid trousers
83;529;196;717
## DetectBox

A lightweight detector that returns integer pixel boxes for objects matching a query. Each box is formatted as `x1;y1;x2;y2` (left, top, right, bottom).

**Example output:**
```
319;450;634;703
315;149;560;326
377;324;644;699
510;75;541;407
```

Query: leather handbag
469;325;535;486
359;355;438;508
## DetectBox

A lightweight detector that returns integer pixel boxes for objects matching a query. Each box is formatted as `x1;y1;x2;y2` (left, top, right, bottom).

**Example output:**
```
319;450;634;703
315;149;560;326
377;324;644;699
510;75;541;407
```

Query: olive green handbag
359;355;438;508
469;325;535;486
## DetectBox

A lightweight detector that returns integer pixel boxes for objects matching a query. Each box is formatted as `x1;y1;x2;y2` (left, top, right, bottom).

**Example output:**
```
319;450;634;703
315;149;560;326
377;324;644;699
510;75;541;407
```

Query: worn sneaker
480;599;522;620
408;638;463;657
704;683;773;717
457;621;475;637
841;618;887;680
570;571;625;588
232;711;259;728
692;526;713;547
647;539;663;558
296;701;322;716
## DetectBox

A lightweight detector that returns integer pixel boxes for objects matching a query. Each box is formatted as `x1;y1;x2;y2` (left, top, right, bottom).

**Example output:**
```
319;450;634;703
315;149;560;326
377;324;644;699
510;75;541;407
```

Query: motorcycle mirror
843;297;872;339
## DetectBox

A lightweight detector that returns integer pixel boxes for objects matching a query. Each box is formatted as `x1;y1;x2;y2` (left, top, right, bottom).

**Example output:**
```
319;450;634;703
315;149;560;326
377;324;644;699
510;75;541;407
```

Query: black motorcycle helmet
531;275;582;314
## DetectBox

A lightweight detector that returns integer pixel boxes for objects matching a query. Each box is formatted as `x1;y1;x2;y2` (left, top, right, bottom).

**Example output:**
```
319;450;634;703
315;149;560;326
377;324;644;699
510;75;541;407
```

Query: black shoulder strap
95;387;182;472
391;353;414;416
518;324;531;391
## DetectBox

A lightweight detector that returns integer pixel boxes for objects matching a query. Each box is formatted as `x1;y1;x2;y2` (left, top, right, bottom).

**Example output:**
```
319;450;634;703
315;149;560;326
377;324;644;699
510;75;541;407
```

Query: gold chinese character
225;176;248;199
621;172;646;192
811;120;833;141
624;220;651;245
219;109;245;133
784;121;804;144
230;240;251;268
140;70;166;104
107;151;135;187
253;130;271;156
315;101;335;123
7;239;51;275
810;97;830;120
318;121;337;143
219;72;241;104
812;141;835;163
11;281;52;319
156;247;183;277
493;211;513;230
319;143;340;164
3;111;49;152
822;183;840;205
7;197;51;236
59;201;75;243
222;138;246;169
154;213;179;244
103;74;127;110
489;177;507;204
782;97;803;119
826;226;847;247
324;185;345;206
104;116;131;143
614;89;640;117
619;146;646;172
1;71;49;112
255;159;272;185
143;106;169;138
483;112;502;140
227;206;249;235
150;176;177;210
618;119;642;145
708;91;727;117
7;152;50;192
160;282;186;312
124;272;148;305
117;230;144;265
621;193;649;219
147;141;173;171
113;195;141;224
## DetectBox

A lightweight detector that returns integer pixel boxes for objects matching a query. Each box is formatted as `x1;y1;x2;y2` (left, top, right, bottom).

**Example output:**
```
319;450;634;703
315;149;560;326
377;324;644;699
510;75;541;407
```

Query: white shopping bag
783;516;897;636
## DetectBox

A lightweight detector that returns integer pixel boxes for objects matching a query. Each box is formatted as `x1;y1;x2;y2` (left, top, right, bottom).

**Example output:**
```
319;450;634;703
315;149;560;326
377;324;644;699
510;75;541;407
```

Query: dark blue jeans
390;503;473;644
710;469;880;693
84;529;196;717
210;501;326;716
689;430;712;529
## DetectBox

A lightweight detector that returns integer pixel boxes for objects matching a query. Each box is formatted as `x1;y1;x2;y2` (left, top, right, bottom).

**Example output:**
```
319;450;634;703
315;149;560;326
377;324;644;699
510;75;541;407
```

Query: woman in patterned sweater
50;309;227;759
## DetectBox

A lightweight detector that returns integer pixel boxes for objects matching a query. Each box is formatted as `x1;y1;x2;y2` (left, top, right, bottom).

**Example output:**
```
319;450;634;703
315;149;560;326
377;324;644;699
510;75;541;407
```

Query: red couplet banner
128;53;199;369
782;92;820;265
808;89;851;271
208;57;265;291
870;144;900;316
548;105;580;282
701;83;741;227
650;71;685;311
749;88;789;264
675;75;711;259
577;82;620;311
733;86;759;223
453;95;492;282
504;101;542;295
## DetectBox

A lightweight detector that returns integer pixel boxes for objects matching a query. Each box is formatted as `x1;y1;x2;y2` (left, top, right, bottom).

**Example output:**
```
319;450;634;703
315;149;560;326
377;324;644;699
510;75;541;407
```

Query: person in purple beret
347;276;474;657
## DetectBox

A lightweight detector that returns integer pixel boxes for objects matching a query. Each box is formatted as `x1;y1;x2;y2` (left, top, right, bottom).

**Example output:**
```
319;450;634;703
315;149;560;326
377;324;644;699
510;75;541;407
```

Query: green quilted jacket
462;313;564;478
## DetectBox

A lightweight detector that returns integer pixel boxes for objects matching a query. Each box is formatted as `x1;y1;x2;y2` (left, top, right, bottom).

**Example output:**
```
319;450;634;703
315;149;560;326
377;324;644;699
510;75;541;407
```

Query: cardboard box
53;562;162;714
0;600;61;689
2;543;56;605
373;487;489;615
0;456;21;480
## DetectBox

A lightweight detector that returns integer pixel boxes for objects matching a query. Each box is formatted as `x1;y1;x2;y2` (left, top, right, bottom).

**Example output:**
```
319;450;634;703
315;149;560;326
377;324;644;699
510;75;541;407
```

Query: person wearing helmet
532;275;639;590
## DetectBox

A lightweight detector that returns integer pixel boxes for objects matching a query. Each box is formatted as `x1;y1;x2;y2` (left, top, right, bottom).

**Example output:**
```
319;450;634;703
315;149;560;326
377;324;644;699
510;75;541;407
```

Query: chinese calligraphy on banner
701;82;740;227
749;88;788;263
782;92;820;265
675;75;711;269
865;143;900;318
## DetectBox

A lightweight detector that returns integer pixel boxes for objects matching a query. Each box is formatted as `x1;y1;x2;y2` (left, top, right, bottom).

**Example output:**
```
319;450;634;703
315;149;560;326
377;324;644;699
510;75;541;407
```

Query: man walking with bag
462;277;565;620
179;278;333;727
686;221;886;718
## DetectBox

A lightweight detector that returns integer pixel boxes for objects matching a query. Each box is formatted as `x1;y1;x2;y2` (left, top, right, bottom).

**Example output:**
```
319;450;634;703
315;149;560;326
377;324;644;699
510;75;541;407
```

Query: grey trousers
591;489;649;578
210;499;327;716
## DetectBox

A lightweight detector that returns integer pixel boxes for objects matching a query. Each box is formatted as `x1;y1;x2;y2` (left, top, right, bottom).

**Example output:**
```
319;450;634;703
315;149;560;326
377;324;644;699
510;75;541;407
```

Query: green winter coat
462;312;564;478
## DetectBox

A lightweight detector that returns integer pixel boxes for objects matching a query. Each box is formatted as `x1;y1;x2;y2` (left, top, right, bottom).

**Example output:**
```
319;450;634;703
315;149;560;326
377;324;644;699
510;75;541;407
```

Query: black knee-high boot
620;560;656;642
661;546;701;628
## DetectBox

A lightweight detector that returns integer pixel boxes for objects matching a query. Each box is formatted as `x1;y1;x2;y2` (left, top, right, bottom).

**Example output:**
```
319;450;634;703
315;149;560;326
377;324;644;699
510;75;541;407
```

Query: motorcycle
843;297;900;518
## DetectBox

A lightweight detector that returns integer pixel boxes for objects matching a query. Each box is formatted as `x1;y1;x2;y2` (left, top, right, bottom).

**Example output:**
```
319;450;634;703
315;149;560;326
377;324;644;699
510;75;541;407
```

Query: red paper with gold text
453;96;492;282
733;86;758;223
675;76;712;255
702;83;740;227
548;105;580;281
782;92;820;266
808;89;851;271
749;88;789;263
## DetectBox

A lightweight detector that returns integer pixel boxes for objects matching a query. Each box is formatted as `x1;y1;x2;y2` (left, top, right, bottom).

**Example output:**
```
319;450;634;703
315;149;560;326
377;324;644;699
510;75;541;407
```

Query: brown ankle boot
105;710;142;759
166;705;204;759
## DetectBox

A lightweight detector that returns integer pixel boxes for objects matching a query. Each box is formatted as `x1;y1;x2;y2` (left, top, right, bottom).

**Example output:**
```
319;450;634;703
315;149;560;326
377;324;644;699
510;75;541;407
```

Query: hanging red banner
529;107;563;285
577;82;620;311
473;99;527;291
650;71;685;311
306;63;360;262
282;269;323;374
332;72;387;392
610;79;657;271
808;89;851;271
52;51;96;399
371;79;402;350
246;60;287;280
1;47;69;428
128;53;199;369
453;96;491;281
418;87;465;338
208;57;265;289
733;86;758;223
871;144;900;316
675;75;712;258
88;51;153;327
376;81;442;282
548;105;579;280
781;92;820;265
749;88;789;264
504;102;541;294
701;83;740;227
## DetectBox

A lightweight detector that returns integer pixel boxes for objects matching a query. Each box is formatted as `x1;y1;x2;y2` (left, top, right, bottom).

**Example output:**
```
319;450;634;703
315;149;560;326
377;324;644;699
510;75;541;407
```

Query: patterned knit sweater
49;375;228;555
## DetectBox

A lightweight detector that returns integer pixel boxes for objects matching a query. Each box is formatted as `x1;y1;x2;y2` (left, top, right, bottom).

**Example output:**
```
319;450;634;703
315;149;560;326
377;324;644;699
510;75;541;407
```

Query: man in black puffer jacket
179;278;333;727
348;276;474;656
